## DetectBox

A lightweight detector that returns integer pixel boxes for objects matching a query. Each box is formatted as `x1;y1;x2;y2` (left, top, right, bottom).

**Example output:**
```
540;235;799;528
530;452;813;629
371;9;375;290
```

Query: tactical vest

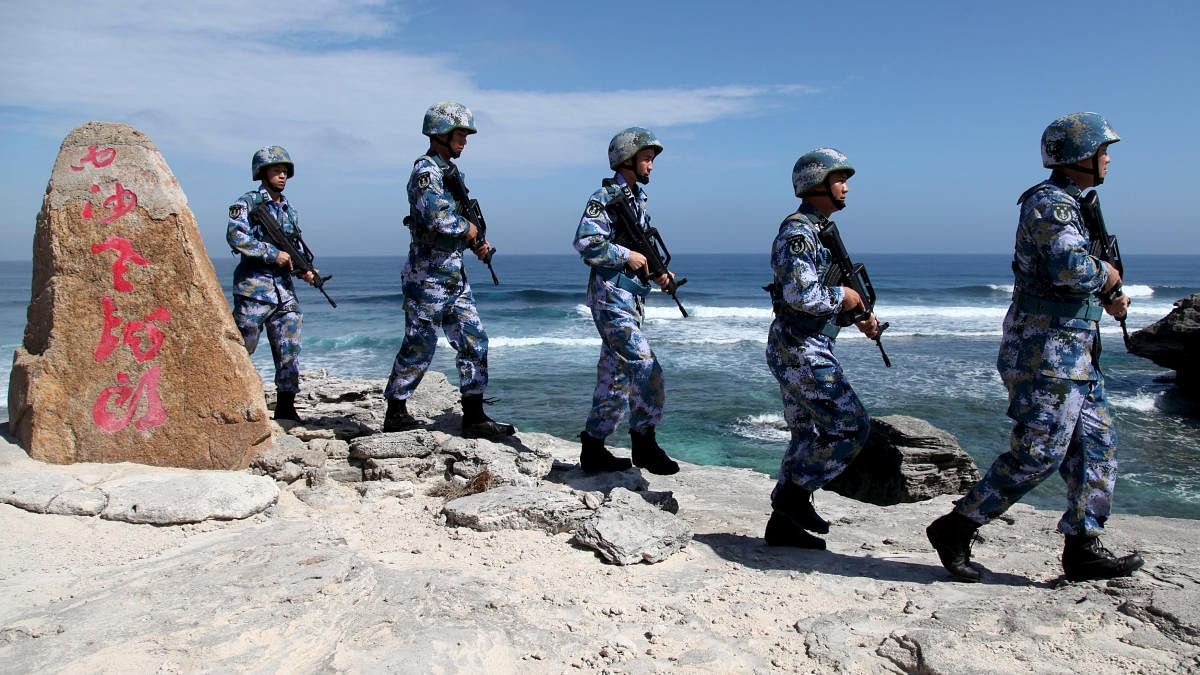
405;155;470;252
765;212;840;338
1012;179;1102;322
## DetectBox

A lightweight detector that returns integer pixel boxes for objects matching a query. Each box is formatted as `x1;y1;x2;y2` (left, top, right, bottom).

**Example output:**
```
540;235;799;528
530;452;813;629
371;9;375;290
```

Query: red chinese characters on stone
93;297;172;363
90;235;148;292
98;181;138;224
70;145;117;172
92;366;167;434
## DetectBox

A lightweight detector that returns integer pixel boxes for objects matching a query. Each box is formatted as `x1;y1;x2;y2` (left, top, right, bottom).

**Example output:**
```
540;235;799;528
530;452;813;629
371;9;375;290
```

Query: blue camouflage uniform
766;203;871;501
227;186;305;393
574;173;665;439
385;154;489;400
954;172;1118;537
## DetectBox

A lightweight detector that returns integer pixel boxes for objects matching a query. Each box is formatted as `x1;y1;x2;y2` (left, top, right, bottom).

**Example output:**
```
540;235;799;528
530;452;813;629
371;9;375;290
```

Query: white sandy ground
2;429;1198;673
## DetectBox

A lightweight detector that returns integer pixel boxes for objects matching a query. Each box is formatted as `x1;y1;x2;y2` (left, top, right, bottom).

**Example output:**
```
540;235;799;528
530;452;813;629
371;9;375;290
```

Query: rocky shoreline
2;372;1198;672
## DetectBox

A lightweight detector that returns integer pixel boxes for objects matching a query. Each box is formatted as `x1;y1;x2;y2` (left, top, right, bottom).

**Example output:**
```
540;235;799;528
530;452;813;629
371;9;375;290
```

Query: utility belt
1012;291;1102;322
404;215;469;252
594;266;651;297
764;282;840;338
777;308;841;338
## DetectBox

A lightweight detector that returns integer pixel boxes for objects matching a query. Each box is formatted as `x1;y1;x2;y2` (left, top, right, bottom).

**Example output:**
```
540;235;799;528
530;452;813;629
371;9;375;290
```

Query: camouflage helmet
792;148;854;197
422;101;477;137
608;127;664;170
1041;112;1120;168
251;146;294;181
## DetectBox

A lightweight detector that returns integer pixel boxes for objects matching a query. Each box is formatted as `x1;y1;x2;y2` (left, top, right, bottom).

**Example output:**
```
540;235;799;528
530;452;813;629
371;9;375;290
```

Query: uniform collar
797;201;826;223
258;185;290;209
613;172;647;201
1048;170;1083;197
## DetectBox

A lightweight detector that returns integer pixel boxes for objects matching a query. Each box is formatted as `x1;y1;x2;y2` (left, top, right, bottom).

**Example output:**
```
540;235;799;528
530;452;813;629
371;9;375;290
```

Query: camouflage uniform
227;186;305;393
954;172;1117;537
574;173;664;439
766;203;871;500
385;153;489;400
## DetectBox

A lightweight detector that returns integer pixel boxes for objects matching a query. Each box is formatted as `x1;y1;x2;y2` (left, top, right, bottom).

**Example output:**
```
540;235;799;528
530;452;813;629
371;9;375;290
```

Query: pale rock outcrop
442;485;594;533
573;487;694;565
8;122;270;468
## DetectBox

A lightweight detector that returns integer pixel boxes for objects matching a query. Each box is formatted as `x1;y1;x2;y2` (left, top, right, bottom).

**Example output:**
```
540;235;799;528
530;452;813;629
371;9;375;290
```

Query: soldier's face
634;148;656;184
449;129;470;158
264;165;289;192
1095;145;1110;179
828;171;850;203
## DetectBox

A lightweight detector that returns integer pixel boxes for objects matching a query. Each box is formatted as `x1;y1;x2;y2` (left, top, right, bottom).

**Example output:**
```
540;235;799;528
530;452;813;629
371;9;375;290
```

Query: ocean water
3;253;1198;520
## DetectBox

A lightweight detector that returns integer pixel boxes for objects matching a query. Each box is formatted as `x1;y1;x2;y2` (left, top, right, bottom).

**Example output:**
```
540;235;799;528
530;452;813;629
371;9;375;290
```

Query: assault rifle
442;164;500;285
1078;190;1132;349
603;179;688;317
817;221;891;367
249;203;337;308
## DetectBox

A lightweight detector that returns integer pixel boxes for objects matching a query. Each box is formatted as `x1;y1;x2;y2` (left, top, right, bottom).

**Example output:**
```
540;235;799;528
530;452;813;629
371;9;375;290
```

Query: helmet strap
816;175;845;210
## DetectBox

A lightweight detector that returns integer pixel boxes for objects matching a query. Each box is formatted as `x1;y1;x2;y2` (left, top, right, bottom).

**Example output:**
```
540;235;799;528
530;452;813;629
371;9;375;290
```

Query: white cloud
0;1;814;175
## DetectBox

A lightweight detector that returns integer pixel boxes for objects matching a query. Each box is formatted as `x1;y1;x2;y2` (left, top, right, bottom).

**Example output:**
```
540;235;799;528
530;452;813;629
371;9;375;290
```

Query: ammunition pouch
595;266;651;297
404;214;468;252
764;283;840;338
1013;291;1102;322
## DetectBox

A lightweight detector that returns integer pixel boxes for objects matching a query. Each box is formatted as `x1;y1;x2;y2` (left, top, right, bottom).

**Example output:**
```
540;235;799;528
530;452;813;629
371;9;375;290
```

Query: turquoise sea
2;253;1198;519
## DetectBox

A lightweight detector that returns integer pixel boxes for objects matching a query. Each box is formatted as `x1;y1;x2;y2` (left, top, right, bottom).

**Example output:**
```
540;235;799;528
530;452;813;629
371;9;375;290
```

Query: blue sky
1;1;1197;260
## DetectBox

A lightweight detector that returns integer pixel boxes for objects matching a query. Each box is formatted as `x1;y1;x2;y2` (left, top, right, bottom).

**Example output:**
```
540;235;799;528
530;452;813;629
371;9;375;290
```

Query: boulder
440;436;554;487
824;415;979;505
251;434;326;482
1129;294;1200;395
572;487;693;565
7;121;271;468
442;485;594;534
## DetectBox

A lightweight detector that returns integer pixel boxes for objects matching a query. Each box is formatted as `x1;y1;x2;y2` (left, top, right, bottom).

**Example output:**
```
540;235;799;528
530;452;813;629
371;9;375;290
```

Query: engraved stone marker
8;122;272;468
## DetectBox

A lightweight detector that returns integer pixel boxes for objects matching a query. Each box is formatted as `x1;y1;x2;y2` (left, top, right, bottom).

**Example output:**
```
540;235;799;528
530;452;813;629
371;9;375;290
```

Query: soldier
382;101;515;439
572;127;680;475
764;148;882;550
927;112;1143;583
227;146;319;422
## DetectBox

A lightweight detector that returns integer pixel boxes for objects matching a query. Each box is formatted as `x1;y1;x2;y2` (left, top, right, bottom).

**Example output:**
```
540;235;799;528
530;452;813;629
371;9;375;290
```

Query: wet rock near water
1129;294;1200;396
825;415;980;506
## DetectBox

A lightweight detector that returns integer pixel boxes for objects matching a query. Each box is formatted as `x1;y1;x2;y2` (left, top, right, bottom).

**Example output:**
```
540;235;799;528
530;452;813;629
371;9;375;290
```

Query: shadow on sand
694;532;1049;589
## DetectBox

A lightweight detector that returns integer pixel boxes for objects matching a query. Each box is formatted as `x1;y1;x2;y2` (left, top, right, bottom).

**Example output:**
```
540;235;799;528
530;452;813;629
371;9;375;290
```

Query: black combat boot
461;394;516;440
630;427;680;476
926;511;982;582
579;431;633;473
382;398;419;433
273;390;302;423
1061;534;1144;581
765;510;827;550
772;481;830;534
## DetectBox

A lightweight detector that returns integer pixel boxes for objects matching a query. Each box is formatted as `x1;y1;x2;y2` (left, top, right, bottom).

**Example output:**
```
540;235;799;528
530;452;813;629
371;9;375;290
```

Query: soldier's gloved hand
653;271;674;292
856;314;881;339
1104;293;1130;321
841;286;865;313
276;250;294;271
